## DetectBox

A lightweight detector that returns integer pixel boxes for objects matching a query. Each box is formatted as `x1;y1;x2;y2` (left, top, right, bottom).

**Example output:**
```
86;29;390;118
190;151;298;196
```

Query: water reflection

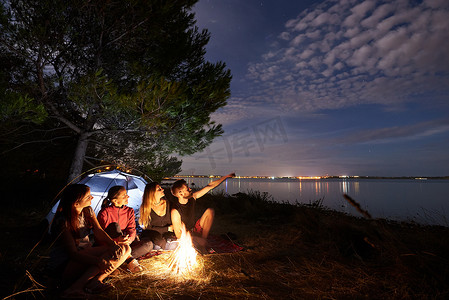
168;177;449;226
354;181;360;194
341;179;348;194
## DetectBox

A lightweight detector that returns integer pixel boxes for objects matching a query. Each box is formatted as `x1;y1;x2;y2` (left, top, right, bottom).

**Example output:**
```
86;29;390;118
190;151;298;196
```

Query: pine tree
0;0;231;181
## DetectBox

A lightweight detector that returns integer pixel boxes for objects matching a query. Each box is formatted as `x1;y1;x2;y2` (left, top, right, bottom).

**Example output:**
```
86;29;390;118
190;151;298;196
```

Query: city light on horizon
173;173;447;179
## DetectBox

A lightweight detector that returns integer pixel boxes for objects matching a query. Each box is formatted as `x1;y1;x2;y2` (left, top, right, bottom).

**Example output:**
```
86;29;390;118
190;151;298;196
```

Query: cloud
183;109;449;176
253;118;449;174
336;119;449;145
210;101;250;126
243;0;449;113
210;95;284;127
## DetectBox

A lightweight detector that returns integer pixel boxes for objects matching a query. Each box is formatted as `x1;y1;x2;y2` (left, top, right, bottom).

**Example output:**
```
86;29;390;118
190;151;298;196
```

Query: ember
167;224;198;274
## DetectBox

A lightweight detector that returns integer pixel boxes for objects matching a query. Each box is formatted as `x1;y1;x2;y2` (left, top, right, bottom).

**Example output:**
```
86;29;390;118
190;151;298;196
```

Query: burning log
167;224;198;274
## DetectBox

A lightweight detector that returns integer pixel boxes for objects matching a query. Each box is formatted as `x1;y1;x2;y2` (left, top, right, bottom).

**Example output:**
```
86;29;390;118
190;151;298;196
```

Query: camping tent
45;169;149;226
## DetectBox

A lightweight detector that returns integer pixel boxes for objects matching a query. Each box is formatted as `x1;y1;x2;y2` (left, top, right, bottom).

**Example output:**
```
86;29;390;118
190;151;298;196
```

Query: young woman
139;182;177;250
97;186;153;273
49;184;130;298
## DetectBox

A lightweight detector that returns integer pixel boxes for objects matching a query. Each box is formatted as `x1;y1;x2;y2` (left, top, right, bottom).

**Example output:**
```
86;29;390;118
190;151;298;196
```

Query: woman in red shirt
97;186;152;273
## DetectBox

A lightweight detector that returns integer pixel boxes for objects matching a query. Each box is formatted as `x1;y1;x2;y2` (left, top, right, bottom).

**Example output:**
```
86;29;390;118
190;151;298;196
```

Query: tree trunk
67;132;89;183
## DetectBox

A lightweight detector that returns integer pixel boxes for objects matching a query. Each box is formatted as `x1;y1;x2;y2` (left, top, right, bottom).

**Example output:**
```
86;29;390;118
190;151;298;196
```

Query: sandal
127;258;144;273
84;281;114;294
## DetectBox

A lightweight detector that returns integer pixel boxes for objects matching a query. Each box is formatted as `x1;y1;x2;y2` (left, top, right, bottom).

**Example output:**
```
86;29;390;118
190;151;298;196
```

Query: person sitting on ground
139;182;177;250
97;186;152;273
49;184;130;298
171;173;235;253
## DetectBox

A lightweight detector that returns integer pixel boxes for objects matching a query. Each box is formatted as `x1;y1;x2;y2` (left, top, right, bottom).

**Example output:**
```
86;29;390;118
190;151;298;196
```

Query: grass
2;188;449;299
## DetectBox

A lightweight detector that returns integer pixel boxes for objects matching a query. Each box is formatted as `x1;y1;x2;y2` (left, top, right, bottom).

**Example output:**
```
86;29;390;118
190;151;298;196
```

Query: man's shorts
192;219;203;235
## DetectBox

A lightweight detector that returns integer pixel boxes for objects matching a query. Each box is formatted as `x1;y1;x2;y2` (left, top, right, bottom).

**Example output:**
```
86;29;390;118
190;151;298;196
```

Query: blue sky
180;0;449;177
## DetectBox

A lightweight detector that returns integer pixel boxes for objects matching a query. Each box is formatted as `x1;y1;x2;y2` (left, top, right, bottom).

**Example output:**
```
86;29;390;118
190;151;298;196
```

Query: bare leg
93;244;131;282
61;245;109;295
62;244;130;295
199;208;215;239
65;265;101;295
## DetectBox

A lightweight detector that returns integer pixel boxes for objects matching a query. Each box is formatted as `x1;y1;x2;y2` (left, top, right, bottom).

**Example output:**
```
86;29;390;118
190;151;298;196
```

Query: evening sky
180;0;449;177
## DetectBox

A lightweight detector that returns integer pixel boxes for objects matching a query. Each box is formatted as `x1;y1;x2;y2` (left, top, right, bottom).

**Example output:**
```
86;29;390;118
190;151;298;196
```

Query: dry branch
343;194;372;219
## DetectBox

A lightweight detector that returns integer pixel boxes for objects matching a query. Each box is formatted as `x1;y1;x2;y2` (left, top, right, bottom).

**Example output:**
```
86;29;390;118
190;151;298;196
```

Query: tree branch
46;103;82;134
0;125;71;138
105;18;149;47
1;136;72;155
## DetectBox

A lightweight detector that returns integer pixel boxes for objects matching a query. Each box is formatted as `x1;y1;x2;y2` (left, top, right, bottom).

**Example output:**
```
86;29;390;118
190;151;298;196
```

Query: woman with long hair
97;186;153;273
49;184;130;298
139;182;177;250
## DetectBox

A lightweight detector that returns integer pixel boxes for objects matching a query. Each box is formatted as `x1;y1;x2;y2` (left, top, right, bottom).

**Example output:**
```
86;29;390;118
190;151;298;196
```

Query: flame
167;224;198;274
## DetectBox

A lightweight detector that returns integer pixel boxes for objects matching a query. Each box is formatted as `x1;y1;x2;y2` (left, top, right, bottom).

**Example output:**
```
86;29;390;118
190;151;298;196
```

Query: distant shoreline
169;175;449;180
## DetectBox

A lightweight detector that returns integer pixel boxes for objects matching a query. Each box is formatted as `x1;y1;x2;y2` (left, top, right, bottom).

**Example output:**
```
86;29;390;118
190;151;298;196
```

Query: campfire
167;224;198;274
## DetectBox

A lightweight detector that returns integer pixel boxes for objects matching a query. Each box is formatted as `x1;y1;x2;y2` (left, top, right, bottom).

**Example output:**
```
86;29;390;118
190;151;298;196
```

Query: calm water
171;177;449;226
